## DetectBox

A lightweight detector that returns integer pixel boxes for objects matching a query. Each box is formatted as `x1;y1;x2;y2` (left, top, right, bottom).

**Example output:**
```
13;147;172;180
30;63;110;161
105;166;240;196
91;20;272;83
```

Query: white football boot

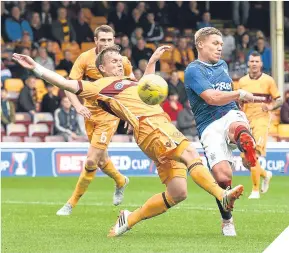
261;171;272;194
221;185;244;212
113;176;129;206
222;218;237;236
248;191;260;199
56;203;72;216
108;210;131;237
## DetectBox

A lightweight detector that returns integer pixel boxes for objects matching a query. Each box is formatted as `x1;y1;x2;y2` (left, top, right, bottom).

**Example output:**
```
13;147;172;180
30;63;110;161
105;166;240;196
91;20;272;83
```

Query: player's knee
217;176;232;189
180;145;199;166
172;189;187;203
97;156;109;169
86;159;97;169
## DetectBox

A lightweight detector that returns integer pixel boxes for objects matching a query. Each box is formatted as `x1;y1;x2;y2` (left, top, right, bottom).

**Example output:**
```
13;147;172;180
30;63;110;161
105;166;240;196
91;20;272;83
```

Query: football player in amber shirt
62;25;134;215
237;51;282;199
13;46;244;237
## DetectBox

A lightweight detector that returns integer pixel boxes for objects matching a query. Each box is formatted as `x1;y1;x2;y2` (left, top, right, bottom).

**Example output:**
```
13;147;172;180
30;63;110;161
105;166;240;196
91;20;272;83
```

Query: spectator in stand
13;47;31;81
51;7;76;43
168;70;187;106
236;33;251;59
232;1;250;26
248;38;272;74
17;76;38;117
235;24;247;46
1;87;15;129
56;50;73;74
91;1;111;17
1;2;10;42
169;1;186;30
280;90;289;124
135;1;148;27
54;96;82;141
30;12;50;43
162;91;183;122
46;41;56;62
184;1;200;30
15;31;32;49
133;68;143;80
143;12;164;43
177;100;198;141
121;48;136;67
4;6;33;42
229;52;247;80
72;9;94;45
138;59;148;74
59;1;80;20
197;12;213;30
120;35;130;50
129;9;143;35
35;47;55;71
18;1;32;20
132;38;153;67
222;24;236;64
153;1;170;27
108;2;129;35
172;37;195;71
41;83;60;115
131;27;144;46
1;61;12;83
39;2;53;26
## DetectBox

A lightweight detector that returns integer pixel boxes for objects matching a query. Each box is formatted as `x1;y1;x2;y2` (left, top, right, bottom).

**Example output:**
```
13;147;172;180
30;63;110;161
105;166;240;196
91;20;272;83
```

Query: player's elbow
204;96;219;106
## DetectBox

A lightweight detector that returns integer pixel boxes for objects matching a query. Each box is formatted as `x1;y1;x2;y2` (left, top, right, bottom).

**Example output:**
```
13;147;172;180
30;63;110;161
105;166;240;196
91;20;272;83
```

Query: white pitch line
263;226;289;253
2;200;288;214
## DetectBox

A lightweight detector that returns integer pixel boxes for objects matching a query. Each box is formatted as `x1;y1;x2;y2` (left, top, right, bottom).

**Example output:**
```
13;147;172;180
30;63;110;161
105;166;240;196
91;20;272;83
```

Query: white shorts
200;110;249;170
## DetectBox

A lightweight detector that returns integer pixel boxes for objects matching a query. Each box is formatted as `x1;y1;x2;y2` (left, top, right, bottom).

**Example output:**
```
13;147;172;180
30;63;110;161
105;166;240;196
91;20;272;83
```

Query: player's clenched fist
238;89;265;102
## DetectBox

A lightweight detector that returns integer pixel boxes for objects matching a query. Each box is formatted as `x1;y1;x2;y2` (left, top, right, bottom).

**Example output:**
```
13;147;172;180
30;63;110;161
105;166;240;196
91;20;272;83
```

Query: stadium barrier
1;142;288;177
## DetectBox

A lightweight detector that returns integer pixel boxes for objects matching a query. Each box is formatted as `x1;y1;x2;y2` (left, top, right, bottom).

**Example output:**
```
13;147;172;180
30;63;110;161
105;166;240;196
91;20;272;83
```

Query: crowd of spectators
1;1;289;142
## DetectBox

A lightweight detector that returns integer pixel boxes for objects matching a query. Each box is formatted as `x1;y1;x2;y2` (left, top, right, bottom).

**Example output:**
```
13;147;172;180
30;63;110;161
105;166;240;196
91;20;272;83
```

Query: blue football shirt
184;59;239;137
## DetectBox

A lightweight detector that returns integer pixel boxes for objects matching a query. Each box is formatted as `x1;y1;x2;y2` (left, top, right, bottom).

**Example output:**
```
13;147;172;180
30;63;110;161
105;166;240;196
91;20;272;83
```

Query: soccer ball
137;74;168;105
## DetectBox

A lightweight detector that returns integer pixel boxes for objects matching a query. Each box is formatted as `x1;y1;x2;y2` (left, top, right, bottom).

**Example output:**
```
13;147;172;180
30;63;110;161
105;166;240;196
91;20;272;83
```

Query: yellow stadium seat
56;69;68;77
35;79;47;102
178;71;184;82
82;8;93;22
160;61;170;73
278;124;289;138
4;78;24;92
52;86;59;96
81;42;95;52
146;43;156;51
90;16;107;25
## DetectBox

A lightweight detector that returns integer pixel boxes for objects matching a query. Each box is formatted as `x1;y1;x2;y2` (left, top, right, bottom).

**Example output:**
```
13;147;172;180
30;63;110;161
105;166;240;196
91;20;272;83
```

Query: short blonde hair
194;27;222;49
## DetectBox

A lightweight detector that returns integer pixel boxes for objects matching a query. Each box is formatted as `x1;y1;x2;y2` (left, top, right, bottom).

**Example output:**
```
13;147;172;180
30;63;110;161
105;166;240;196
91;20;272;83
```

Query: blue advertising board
1;142;288;177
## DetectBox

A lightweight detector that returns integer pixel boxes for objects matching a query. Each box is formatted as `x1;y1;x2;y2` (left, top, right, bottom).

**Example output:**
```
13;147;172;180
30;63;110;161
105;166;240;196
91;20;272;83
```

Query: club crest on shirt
114;82;124;90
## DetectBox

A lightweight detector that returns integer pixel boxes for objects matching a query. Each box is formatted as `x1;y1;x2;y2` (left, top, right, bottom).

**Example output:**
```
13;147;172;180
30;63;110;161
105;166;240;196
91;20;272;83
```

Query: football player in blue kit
184;27;265;236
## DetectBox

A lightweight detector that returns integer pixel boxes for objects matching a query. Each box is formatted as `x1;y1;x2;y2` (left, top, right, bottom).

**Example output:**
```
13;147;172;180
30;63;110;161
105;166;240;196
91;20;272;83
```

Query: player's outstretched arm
12;53;80;94
144;46;171;75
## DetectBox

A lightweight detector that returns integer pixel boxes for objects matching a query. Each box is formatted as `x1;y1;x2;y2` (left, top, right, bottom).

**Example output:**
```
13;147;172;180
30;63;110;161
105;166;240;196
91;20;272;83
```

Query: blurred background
1;1;289;143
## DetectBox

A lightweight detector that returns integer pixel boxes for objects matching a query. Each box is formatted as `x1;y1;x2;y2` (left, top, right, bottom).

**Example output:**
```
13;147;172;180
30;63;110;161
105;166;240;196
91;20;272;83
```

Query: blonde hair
194;27;222;49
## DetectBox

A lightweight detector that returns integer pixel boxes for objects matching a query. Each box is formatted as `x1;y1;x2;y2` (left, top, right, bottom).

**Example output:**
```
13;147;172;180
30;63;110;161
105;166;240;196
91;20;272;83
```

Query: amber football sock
68;165;97;207
188;158;224;201
101;159;125;188
128;191;175;228
251;161;267;191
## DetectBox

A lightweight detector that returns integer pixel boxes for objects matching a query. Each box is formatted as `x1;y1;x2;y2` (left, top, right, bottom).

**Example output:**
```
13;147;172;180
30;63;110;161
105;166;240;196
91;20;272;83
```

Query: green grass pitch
2;176;289;253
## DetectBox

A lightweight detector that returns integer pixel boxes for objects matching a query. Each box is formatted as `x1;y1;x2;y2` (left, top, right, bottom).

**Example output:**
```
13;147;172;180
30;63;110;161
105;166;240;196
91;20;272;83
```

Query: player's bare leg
57;146;128;216
108;142;244;237
97;150;128;206
212;160;237;236
228;122;257;167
